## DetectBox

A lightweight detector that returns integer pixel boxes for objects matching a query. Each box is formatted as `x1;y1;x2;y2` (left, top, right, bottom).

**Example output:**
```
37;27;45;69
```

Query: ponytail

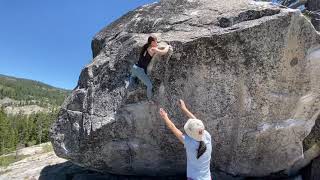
139;35;156;60
197;141;207;159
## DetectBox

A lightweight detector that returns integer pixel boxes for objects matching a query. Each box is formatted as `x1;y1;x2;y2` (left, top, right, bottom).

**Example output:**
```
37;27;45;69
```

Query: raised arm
159;108;184;144
151;45;170;56
178;99;197;119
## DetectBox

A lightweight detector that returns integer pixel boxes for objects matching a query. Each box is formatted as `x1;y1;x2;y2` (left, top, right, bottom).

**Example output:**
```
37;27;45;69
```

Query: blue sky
0;0;157;90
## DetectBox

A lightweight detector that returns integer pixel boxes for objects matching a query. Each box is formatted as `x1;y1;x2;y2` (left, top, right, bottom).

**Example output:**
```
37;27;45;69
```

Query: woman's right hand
159;108;168;119
178;99;187;110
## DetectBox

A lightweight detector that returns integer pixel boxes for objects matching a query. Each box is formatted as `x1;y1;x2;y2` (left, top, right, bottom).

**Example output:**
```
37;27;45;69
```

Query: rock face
50;0;320;178
306;0;320;11
305;0;320;32
309;12;320;31
309;156;320;180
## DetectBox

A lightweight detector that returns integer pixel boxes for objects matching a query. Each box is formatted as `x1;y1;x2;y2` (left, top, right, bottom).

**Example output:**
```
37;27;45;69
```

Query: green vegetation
0;74;70;158
0;108;59;156
0;154;30;167
0;74;70;107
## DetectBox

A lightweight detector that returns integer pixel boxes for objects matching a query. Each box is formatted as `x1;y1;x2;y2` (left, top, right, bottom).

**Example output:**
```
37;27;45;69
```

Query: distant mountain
0;74;71;110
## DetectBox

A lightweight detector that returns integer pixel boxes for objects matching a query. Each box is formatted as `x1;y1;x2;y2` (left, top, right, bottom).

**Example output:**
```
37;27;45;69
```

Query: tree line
0;108;59;155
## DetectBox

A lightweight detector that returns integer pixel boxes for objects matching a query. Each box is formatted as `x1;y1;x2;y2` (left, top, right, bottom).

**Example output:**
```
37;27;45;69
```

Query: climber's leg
127;75;136;89
145;78;153;100
132;65;153;100
126;66;138;90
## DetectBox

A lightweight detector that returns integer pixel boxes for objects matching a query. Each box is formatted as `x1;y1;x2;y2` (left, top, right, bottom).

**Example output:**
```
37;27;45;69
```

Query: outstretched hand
177;99;187;110
159;107;184;144
159;108;168;119
178;99;196;119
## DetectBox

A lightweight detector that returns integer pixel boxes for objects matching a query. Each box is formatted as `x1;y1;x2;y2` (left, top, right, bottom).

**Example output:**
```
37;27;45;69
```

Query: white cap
184;118;205;141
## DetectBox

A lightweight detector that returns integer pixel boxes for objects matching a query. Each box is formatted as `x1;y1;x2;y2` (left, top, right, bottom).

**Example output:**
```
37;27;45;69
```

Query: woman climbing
159;99;212;180
126;35;171;102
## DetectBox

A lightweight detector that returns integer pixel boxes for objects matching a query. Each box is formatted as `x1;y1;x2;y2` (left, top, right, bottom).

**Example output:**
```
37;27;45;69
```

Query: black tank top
136;49;153;74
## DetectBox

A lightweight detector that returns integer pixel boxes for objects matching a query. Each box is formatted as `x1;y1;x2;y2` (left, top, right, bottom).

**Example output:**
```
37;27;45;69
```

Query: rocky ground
4;105;49;115
0;143;186;180
0;143;311;180
0;97;50;115
0;143;65;180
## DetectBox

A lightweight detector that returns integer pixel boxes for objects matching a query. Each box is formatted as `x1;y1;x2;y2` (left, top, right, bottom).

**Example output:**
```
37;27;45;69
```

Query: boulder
50;0;320;177
310;12;320;31
306;0;320;11
309;155;320;180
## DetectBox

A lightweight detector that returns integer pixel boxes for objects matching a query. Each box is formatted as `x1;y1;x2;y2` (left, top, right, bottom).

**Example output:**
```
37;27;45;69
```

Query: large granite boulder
50;0;320;178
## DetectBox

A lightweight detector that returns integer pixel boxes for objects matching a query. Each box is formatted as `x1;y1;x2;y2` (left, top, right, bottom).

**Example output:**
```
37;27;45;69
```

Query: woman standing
159;99;212;180
127;35;171;101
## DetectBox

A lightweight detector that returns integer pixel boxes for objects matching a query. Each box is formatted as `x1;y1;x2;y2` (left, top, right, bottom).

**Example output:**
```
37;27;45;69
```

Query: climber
126;35;171;102
159;99;212;180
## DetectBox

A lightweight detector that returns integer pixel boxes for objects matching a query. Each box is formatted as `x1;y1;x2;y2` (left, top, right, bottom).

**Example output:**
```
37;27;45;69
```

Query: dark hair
140;35;156;59
197;141;207;159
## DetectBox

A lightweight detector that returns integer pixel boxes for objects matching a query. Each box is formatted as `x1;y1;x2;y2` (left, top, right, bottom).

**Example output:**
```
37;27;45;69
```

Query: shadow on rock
39;161;185;180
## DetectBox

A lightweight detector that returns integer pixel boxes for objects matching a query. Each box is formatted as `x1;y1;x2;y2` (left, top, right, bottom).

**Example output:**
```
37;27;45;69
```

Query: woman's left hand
159;108;168;119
